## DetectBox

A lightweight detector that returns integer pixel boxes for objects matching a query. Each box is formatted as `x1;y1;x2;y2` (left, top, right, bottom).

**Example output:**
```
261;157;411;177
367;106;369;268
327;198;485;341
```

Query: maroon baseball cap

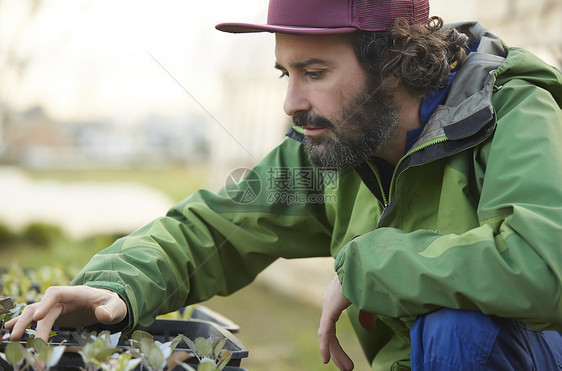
216;0;430;35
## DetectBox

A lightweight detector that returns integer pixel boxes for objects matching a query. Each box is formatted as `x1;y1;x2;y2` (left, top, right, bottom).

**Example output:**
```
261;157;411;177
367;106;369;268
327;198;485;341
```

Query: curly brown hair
352;16;469;97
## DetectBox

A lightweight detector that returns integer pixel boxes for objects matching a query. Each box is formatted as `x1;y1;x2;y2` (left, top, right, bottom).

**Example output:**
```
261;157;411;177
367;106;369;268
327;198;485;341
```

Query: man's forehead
274;32;353;45
274;33;355;64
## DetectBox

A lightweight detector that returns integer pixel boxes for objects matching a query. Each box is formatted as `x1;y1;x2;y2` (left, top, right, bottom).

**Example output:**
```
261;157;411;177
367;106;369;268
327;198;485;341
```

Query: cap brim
215;22;357;35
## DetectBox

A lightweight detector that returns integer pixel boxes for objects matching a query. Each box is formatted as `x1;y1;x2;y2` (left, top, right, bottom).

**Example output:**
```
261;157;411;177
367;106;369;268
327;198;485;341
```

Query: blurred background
0;0;560;370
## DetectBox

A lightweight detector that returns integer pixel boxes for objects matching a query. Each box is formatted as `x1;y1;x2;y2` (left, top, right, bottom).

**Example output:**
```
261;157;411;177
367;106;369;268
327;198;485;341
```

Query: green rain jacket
73;22;562;370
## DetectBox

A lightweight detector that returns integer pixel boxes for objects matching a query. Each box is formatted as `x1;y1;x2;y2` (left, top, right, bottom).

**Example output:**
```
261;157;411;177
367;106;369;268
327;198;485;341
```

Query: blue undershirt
407;71;456;152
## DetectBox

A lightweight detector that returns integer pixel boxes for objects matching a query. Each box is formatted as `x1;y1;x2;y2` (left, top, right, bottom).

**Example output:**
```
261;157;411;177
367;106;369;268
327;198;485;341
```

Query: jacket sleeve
71;137;333;331
335;77;562;331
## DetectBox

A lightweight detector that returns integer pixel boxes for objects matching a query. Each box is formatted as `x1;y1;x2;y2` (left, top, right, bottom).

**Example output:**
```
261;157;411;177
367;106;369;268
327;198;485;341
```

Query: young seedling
0;341;27;371
0;338;65;371
177;336;232;371
129;330;183;371
100;351;142;371
1;297;26;339
25;337;66;371
67;330;141;371
78;331;122;371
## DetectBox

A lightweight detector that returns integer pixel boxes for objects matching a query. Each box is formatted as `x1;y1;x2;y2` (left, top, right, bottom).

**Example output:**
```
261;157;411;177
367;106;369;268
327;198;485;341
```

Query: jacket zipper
366;161;389;208
390;136;449;200
366;160;391;228
403;136;449;160
371;136;448;227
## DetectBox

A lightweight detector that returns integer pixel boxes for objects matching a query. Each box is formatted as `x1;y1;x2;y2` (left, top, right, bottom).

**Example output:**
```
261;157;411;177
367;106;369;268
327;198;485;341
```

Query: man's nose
283;80;311;117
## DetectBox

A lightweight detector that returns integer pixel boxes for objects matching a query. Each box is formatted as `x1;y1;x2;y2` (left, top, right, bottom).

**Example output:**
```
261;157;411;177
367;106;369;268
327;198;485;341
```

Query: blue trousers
410;309;562;371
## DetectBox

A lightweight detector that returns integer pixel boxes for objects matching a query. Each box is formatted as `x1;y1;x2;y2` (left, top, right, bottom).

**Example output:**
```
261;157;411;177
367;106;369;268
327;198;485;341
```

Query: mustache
293;112;335;130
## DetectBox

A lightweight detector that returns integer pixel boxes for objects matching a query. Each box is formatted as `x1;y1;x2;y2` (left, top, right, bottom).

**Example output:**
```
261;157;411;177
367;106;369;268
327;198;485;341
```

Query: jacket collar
411;22;506;152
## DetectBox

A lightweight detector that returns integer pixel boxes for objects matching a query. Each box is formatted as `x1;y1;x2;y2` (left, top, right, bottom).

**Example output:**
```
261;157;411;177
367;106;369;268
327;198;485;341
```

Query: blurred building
0;106;210;169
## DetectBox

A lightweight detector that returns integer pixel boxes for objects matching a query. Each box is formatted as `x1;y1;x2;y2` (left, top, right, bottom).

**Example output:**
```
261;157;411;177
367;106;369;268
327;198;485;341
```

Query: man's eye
278;70;289;78
306;71;323;79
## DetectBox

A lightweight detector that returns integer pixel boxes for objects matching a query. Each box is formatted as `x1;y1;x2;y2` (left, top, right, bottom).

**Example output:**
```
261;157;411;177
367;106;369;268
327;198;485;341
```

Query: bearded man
7;1;562;370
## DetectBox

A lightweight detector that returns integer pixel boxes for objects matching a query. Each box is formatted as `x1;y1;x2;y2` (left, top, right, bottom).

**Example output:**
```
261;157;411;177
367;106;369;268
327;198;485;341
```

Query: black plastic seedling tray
144;317;248;364
0;318;248;370
190;305;240;333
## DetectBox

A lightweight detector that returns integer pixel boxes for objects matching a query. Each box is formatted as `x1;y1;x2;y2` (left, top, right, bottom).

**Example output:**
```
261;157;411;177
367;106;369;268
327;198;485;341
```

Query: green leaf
28;337;48;352
36;344;54;365
213;338;227;359
95;347;120;363
131;330;153;350
142;340;164;370
170;335;183;353
183;336;198;360
5;341;27;366
79;335;119;366
194;337;212;359
0;297;15;311
131;330;152;343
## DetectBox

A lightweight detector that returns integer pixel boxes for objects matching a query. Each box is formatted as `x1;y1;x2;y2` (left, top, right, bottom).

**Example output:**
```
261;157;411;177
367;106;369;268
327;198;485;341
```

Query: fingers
4;286;127;342
329;336;354;371
5;303;38;340
34;304;64;341
318;275;354;370
317;315;333;364
5;287;68;341
6;287;65;341
94;296;127;325
5;303;61;342
318;315;354;371
31;286;66;321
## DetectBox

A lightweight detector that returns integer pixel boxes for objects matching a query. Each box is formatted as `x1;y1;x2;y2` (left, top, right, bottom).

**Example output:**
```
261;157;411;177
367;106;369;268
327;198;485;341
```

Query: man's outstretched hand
5;285;127;342
318;276;354;371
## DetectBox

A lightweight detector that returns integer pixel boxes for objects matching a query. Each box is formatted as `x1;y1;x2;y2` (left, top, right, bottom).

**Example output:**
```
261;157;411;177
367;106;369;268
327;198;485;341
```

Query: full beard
294;85;399;170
